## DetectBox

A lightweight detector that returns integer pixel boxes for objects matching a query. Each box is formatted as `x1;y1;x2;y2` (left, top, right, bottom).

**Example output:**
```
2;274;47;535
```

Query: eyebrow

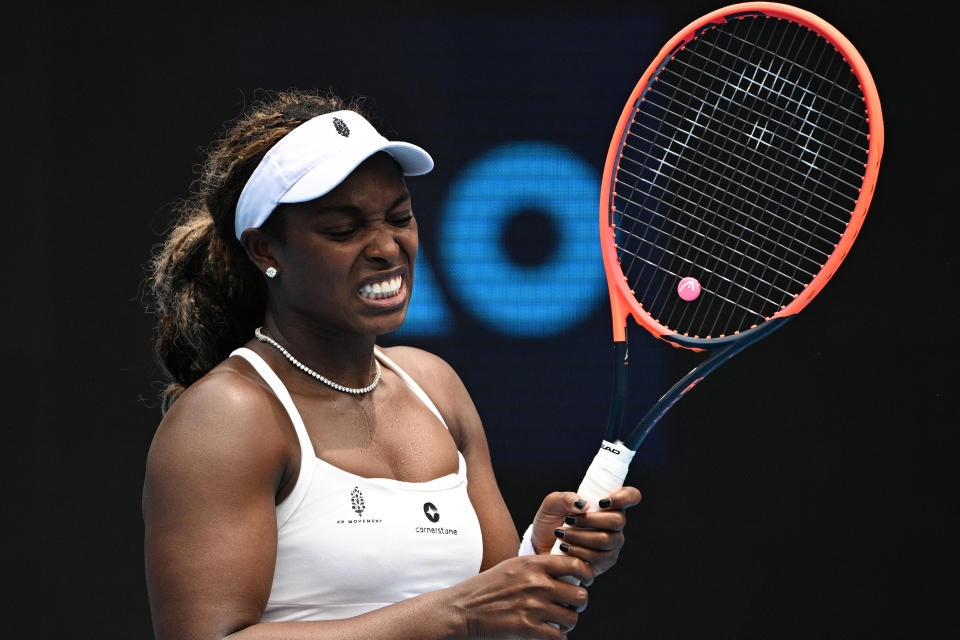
311;191;411;217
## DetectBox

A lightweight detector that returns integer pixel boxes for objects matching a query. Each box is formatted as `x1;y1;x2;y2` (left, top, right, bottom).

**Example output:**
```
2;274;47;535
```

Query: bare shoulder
377;345;464;390
144;356;295;497
378;345;481;448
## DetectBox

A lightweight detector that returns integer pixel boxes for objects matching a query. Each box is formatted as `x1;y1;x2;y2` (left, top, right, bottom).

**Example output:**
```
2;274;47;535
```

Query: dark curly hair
148;89;371;412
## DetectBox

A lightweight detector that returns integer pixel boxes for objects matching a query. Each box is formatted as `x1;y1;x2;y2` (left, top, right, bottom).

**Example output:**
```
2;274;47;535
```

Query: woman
143;90;642;640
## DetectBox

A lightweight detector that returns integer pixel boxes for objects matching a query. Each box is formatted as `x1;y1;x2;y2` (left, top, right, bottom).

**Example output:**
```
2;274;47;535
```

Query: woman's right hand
445;554;594;639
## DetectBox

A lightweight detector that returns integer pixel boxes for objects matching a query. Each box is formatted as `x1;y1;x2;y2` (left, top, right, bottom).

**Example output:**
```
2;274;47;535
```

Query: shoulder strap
229;347;315;526
374;346;449;430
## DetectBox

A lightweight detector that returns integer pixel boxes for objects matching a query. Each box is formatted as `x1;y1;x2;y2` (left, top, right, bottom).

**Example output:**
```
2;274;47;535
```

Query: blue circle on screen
437;141;604;337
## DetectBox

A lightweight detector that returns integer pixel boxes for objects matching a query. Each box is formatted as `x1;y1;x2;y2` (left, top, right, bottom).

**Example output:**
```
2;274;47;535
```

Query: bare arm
143;372;292;638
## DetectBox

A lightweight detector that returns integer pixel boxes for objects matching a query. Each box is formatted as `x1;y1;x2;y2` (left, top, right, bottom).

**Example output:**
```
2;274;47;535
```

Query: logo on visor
333;117;350;137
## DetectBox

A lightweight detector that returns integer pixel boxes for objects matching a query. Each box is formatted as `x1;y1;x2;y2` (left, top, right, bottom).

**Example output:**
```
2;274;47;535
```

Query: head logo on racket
677;277;702;301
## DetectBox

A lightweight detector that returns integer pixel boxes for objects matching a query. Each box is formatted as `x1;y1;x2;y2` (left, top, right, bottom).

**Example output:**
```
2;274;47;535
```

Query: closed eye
388;211;414;227
321;225;360;240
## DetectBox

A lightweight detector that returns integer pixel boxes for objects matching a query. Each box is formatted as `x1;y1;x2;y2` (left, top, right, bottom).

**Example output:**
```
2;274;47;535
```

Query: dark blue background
4;1;953;637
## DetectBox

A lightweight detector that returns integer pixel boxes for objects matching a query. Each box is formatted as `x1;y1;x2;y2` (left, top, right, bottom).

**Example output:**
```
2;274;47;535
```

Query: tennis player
142;90;642;640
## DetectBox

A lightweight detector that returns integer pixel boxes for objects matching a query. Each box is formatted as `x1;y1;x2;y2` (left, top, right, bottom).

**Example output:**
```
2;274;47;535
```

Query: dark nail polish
574;499;588;510
564;515;576;526
598;498;611;508
554;528;565;539
559;542;570;553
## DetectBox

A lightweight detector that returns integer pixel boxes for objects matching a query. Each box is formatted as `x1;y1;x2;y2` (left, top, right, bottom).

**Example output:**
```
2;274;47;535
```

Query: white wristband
518;523;537;556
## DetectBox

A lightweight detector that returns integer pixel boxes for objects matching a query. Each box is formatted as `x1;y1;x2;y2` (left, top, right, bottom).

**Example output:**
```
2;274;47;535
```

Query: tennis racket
551;1;883;565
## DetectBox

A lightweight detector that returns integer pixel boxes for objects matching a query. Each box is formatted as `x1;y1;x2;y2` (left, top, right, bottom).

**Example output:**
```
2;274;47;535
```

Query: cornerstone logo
423;502;440;523
416;502;456;535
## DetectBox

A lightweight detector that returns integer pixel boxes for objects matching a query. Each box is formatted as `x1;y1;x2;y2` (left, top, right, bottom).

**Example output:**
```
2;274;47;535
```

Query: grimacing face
266;152;419;338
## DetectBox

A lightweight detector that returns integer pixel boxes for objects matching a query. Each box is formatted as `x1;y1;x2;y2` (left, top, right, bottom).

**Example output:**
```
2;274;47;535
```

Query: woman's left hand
529;487;642;577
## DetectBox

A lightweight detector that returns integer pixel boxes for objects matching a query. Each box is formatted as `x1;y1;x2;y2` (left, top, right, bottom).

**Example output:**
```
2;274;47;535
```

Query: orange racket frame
600;1;884;347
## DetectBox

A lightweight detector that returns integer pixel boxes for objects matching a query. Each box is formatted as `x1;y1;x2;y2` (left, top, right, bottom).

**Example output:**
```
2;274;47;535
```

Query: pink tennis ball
677;276;701;301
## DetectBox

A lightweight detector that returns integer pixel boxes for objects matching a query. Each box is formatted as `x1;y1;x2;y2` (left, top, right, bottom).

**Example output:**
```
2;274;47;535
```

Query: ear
239;227;280;275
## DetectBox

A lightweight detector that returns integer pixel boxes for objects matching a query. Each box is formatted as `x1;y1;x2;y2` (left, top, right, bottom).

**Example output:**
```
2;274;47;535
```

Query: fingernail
554;528;565;539
564;515;576;526
598;498;611;508
559;542;570;552
574;499;588;510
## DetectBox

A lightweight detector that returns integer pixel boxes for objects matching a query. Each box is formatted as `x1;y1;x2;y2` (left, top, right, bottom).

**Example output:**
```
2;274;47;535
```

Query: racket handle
551;440;635;584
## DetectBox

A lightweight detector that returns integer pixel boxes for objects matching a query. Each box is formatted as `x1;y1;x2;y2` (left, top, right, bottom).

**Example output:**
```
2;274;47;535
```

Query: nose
363;225;401;265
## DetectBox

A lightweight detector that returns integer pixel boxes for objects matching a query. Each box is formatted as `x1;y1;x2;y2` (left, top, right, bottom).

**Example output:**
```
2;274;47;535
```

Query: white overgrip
551;440;636;585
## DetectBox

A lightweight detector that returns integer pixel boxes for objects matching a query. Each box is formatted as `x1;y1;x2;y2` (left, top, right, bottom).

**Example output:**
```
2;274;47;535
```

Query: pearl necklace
254;326;382;395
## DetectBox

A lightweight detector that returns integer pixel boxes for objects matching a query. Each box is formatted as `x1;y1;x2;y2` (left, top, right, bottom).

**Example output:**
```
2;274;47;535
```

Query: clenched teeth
359;276;402;299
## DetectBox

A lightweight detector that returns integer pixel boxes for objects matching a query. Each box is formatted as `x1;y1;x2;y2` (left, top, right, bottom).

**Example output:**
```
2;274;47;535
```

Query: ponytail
148;89;366;412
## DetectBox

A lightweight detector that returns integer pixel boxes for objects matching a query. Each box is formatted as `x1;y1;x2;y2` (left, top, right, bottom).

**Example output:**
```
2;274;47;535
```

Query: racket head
601;2;883;349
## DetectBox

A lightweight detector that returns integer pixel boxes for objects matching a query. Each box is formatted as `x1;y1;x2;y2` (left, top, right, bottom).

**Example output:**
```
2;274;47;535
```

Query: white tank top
230;347;484;622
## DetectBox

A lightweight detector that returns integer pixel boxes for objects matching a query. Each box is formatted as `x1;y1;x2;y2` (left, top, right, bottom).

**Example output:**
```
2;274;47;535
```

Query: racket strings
619;114;851;242
617;131;835;262
622;15;812;328
624;34;857;237
618;15;798;320
718;25;866;117
661;15;788;331
613;15;869;338
615;198;815;285
669;18;842;333
615;202;807;299
614;243;768;318
667;36;867;194
639;74;864;209
683;41;867;147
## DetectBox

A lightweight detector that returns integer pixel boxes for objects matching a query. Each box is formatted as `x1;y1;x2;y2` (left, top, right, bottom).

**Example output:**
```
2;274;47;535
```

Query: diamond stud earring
265;266;278;278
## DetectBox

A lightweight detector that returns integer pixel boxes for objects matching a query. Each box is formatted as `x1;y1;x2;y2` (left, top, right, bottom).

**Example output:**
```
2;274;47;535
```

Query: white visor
234;110;433;239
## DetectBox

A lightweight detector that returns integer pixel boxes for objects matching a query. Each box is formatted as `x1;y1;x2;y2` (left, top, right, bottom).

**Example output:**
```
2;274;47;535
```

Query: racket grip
551;440;635;584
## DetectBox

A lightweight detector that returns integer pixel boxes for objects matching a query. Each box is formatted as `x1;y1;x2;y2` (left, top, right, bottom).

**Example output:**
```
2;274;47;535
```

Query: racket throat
604;340;630;443
624;317;793;450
